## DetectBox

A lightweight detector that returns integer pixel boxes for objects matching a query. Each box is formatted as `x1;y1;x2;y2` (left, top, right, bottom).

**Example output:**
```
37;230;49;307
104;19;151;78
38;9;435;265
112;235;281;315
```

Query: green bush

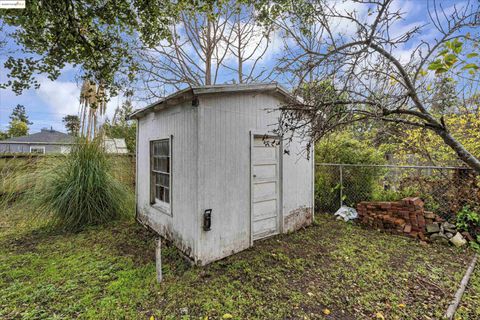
315;131;385;212
34;140;133;231
0;140;134;231
456;206;479;233
372;186;420;202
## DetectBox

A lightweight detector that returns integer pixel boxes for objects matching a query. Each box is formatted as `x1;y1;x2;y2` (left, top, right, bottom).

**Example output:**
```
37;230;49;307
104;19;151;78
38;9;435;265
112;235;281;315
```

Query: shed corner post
249;130;254;247
155;237;162;283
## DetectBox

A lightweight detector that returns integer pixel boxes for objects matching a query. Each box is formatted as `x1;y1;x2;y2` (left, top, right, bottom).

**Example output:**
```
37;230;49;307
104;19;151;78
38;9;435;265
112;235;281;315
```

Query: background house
131;83;314;265
0;128;130;154
0;128;74;154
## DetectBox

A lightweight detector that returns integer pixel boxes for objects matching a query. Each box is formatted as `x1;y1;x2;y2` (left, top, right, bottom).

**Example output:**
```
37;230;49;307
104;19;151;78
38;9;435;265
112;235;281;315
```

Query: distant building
103;137;129;154
0;128;129;154
0;128;74;154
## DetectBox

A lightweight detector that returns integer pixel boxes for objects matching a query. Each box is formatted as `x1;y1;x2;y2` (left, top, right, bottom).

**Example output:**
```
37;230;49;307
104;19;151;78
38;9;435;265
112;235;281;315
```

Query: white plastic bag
334;205;358;222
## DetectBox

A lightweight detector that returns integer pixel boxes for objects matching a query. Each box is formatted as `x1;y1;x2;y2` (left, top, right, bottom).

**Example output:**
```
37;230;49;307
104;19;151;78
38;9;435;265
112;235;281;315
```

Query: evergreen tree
7;105;31;137
9;104;32;125
62;115;80;136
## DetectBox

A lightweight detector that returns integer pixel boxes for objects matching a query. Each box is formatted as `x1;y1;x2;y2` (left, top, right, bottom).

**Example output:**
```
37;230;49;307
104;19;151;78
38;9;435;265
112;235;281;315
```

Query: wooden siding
136;102;199;261
136;90;313;265
196;92;313;264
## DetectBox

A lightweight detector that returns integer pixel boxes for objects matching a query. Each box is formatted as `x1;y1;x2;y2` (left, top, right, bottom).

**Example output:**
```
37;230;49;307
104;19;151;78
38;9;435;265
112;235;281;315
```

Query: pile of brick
356;197;444;240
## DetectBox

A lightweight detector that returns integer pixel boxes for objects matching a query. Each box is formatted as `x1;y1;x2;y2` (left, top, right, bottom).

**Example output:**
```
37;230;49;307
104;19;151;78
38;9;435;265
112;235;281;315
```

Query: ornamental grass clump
32;140;132;231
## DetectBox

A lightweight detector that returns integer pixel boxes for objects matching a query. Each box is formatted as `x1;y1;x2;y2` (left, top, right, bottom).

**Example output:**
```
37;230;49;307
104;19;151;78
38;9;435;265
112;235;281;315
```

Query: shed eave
128;83;301;120
128;88;194;120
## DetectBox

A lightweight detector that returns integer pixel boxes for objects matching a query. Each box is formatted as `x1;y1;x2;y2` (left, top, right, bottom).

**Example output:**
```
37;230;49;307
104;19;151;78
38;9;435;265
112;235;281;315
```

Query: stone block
426;223;440;234
404;224;412;233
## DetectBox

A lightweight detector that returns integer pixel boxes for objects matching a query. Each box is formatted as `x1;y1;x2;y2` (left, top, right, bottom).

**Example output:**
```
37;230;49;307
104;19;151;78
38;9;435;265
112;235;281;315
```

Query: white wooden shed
130;83;314;265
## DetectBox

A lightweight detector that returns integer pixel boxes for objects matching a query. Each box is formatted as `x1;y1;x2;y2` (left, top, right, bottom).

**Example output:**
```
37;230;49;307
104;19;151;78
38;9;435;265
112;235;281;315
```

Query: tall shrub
31;140;132;231
315;131;385;212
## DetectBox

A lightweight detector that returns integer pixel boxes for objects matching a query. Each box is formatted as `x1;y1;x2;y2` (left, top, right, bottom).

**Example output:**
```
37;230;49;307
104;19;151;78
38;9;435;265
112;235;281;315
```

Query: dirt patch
4;225;62;254
108;222;158;266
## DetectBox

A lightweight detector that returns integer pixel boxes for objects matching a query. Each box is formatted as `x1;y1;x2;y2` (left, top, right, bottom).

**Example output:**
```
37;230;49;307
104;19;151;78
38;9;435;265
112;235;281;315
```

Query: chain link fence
315;163;480;221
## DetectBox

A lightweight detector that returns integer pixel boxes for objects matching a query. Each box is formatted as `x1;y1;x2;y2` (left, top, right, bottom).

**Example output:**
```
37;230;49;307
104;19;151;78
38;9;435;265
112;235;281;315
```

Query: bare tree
136;3;234;97
267;0;480;172
136;2;275;99
223;4;274;84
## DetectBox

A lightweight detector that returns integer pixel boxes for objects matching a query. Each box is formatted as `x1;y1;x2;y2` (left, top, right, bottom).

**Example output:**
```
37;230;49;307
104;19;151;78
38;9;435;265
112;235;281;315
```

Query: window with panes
151;139;170;204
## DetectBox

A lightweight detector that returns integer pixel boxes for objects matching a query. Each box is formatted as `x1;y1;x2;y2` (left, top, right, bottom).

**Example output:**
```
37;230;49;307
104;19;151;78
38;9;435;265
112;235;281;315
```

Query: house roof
1;128;75;145
129;83;299;120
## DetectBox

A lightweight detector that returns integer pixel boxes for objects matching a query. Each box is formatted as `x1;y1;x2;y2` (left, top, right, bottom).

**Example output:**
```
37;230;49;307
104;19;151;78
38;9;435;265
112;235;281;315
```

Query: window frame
150;137;172;215
29;146;45;154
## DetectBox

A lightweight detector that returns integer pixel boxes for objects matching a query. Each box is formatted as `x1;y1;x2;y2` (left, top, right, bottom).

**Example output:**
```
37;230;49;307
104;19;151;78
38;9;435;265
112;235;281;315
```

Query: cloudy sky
0;0;465;133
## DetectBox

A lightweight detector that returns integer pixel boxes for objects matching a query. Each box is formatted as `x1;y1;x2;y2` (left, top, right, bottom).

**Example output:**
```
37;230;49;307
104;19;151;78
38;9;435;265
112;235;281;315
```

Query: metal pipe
339;164;343;207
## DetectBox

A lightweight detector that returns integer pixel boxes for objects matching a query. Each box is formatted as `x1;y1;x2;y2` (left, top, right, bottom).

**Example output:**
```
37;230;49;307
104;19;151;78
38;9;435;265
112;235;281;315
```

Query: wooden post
155;237;162;283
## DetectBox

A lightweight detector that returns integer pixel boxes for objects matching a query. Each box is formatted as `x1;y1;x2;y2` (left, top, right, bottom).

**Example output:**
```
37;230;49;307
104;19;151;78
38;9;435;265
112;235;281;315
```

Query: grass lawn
0;207;478;320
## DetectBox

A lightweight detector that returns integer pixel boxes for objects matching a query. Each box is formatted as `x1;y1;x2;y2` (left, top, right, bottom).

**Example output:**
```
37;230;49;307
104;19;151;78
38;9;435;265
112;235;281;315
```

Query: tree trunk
435;127;480;173
237;19;243;84
205;18;212;85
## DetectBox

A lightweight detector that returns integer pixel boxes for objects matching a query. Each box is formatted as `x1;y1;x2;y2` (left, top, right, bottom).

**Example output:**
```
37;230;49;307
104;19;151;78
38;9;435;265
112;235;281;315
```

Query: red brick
417;216;426;228
379;202;392;209
424;211;435;219
462;232;474;242
410;216;418;227
411;197;424;207
411;226;422;232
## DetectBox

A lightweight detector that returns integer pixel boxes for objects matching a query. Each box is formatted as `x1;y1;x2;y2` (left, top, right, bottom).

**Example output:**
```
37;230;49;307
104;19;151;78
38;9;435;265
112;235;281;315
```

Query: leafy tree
0;0;185;94
8;120;28;137
315;131;385;212
103;94;136;153
62;115;80;136
9;104;32;125
263;0;480;173
395;112;480;166
7;105;31;137
0;131;8;140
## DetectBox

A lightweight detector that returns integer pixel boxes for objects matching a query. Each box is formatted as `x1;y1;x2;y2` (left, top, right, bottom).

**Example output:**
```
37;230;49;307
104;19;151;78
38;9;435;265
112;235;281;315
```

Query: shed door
251;136;280;241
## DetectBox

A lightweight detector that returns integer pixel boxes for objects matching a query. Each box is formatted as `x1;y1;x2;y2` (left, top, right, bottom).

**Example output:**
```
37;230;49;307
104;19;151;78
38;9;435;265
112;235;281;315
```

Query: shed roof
129;83;298;120
1;128;75;145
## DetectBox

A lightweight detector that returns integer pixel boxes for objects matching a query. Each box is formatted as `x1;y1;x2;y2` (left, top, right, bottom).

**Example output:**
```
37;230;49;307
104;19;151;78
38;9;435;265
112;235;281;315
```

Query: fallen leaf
223;314;233;319
397;303;406;308
323;308;331;315
375;312;385;319
307;292;314;297
150;316;155;320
